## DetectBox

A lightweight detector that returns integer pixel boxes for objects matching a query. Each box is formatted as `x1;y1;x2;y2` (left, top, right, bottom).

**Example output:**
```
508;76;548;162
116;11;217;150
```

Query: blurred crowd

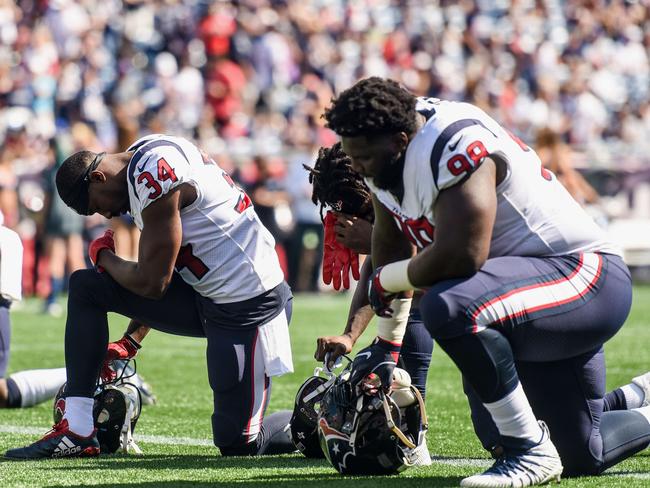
0;0;648;307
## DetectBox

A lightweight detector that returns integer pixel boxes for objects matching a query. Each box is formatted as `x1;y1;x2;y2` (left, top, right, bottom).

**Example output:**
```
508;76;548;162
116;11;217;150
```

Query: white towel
0;226;22;301
257;310;293;377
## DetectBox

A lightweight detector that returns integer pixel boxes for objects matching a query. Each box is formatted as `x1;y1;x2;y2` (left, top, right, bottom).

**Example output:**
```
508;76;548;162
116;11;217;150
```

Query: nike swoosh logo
356;352;371;361
448;139;460;151
137;163;146;172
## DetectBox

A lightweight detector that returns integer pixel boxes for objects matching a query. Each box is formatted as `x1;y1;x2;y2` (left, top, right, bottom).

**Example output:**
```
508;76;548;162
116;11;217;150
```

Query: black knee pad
68;269;98;292
597;410;650;475
212;410;250;452
68;269;108;305
215;415;258;456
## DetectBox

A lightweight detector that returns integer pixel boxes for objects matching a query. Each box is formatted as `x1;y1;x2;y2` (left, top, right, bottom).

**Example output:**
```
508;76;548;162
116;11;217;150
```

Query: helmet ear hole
290;376;329;458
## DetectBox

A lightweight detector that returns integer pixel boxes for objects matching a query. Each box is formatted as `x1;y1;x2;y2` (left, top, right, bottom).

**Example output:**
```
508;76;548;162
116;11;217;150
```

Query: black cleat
5;419;100;460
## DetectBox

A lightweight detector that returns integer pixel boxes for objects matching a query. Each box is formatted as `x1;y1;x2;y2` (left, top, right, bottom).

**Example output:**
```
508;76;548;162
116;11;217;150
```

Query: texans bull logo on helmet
316;364;429;475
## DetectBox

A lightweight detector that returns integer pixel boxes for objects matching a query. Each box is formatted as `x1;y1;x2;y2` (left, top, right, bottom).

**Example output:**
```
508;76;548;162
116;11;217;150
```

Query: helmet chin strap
382;393;416;449
382;385;429;450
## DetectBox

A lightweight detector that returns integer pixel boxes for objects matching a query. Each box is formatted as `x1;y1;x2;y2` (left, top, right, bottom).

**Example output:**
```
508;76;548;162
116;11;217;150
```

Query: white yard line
0;424;213;446
430;456;491;468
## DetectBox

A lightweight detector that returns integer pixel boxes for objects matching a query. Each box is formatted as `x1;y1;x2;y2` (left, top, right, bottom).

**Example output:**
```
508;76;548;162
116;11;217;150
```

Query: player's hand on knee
89;229;116;272
368;266;397;317
315;335;353;365
100;334;141;382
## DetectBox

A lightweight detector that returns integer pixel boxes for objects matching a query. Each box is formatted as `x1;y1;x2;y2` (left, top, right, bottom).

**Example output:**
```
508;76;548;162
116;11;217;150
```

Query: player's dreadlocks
304;142;374;222
323;77;418;137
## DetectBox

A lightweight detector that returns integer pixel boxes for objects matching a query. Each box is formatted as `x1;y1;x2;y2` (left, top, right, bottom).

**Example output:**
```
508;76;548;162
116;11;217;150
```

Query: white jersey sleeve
435;121;504;191
372;99;620;257
125;134;284;303
129;142;192;217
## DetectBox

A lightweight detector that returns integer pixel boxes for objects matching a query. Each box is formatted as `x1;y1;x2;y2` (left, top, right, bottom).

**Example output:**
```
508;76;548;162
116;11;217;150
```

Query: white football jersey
366;98;620;257
126;134;284;303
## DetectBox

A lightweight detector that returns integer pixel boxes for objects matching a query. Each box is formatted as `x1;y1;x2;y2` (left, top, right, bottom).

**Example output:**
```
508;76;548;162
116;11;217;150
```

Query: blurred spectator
0;0;647;296
41;124;93;316
242;155;292;278
110;102;141;261
286;153;323;292
536;127;600;206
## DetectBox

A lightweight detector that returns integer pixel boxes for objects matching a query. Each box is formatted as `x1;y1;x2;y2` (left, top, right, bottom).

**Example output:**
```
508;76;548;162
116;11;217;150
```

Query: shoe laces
487;448;554;479
42;420;68;441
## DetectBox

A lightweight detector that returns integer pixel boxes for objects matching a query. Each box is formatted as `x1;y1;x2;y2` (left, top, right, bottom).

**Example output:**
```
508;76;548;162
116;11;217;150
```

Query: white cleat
460;422;563;488
409;440;432;467
632;372;650;407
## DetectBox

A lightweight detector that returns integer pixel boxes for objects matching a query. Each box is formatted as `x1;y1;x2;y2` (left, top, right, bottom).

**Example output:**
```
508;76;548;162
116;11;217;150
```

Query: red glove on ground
89;229;115;272
322;212;360;290
100;334;141;383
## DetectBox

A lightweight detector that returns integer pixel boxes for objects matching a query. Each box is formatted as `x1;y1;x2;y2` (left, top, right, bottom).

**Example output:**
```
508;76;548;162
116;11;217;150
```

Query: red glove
100;334;141;383
322;211;360;290
89;229;115;272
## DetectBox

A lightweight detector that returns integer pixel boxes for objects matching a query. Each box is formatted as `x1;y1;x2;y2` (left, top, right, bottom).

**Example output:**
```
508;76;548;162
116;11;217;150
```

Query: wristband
376;298;412;343
379;259;416;293
124;334;142;350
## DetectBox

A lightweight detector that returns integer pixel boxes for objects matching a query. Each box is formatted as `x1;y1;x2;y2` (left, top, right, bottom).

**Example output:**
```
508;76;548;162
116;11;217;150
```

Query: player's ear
392;132;409;152
89;170;107;183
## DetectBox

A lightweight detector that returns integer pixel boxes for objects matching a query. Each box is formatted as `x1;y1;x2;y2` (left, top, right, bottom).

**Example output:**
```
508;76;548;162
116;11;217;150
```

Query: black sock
603;388;627;412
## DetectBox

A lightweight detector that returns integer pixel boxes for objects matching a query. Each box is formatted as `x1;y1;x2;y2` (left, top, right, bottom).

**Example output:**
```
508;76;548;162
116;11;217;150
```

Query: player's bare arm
406;157;498;287
97;185;187;298
124;320;151;343
315;257;375;362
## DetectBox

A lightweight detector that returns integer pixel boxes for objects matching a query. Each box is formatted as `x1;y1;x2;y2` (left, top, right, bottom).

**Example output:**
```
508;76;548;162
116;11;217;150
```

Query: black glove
349;337;401;391
368;266;397;317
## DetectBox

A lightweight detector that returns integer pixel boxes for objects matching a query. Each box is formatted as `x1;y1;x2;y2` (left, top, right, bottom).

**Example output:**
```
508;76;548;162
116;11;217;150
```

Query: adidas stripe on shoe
4;419;100;460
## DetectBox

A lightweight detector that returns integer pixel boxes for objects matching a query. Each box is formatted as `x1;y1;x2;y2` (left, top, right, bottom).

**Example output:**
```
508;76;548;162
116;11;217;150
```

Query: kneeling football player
6;134;294;459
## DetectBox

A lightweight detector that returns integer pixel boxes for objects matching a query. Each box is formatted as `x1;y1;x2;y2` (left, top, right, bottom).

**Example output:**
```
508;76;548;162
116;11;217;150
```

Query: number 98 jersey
126;134;284;303
366;99;620;258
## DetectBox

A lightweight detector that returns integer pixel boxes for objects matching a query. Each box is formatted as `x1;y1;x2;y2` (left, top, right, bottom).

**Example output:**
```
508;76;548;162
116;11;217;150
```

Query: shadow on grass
0;453;466;487
26;453;327;471
43;478;464;488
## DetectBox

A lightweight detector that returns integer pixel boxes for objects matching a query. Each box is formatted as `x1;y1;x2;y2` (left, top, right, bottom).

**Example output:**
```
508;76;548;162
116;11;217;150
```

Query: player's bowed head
322;77;421;193
56;150;132;219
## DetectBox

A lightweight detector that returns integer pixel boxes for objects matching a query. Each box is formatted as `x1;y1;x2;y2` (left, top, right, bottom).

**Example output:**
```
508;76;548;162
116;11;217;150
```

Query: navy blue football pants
64;269;293;455
401;308;433;398
419;253;650;476
0;302;9;379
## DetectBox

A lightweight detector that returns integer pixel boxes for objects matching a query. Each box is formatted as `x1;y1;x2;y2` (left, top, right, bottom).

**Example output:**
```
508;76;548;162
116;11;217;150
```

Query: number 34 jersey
126;134;284;304
366;99;620;257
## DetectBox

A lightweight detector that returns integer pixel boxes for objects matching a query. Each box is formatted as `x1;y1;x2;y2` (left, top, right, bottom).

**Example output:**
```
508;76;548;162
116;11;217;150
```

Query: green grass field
2;289;650;487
